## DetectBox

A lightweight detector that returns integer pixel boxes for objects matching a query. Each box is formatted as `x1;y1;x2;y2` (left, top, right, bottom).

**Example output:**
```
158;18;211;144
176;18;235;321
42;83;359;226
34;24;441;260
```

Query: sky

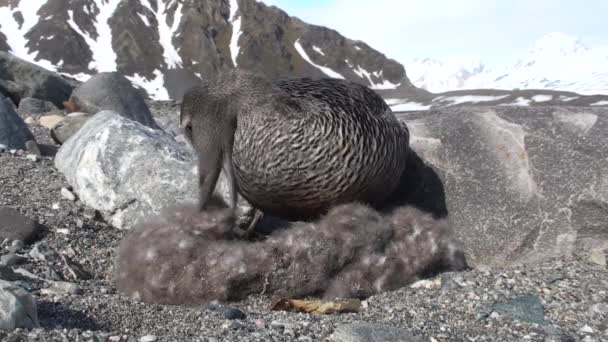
260;0;608;65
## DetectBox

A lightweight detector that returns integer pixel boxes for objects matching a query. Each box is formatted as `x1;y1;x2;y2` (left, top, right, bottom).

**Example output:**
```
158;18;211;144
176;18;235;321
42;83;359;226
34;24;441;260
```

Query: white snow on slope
531;95;553;102
313;45;325;56
351;65;401;90
66;0;121;73
591;100;608;106
126;70;169;101
436;95;509;105
391;102;431;112
229;0;241;67
0;2;56;71
406;32;608;95
294;39;345;79
141;0;183;68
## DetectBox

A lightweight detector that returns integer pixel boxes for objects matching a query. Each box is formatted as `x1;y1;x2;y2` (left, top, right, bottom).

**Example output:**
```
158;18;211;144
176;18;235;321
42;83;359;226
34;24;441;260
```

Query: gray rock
492;295;545;325
0;51;73;108
40;281;81;296
0;207;40;243
329;323;421;342
55;111;253;229
0;95;35;150
0;279;40;330
25;140;42;156
70;73;159;129
397;106;608;267
0;254;27;267
17;97;58;117
50;112;92;145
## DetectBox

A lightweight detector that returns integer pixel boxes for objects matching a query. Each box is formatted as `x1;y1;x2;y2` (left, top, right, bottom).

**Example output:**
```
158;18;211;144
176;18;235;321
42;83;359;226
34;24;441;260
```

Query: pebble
254;318;266;329
580;325;594;333
589;249;606;267
223;307;246;320
139;335;157;342
25;154;38;162
61;188;77;201
41;281;81;296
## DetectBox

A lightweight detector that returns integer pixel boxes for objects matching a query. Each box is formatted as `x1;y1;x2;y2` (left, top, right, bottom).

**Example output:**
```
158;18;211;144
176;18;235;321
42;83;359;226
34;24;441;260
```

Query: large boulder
69;73;160;130
54;111;252;229
0;95;35;150
397;106;608;267
0;51;74;108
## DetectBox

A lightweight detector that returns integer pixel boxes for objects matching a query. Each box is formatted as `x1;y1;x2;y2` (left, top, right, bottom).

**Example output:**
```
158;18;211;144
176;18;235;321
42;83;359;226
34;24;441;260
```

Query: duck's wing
273;77;393;119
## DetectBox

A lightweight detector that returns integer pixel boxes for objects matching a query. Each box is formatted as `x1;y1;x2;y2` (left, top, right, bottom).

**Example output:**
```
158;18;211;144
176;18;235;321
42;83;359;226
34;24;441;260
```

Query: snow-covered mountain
406;32;608;95
0;0;417;101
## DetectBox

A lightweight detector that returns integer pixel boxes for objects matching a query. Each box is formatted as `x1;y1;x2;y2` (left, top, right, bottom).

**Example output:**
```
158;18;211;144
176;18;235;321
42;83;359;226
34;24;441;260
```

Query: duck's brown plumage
180;70;410;221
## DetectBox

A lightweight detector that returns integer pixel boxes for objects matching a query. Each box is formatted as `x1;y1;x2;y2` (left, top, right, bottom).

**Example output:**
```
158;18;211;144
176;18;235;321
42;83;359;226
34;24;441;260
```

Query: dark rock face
0;0;420;100
0;94;35;149
0;52;74;108
398;106;608;267
70;72;159;129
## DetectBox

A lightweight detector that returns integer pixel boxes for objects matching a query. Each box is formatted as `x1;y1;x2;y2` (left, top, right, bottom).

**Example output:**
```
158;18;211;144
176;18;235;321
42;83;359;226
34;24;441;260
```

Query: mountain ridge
0;0;420;101
406;32;608;95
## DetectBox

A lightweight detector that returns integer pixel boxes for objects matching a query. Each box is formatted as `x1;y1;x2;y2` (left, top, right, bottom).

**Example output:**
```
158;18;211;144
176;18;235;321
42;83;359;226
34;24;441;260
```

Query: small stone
589;249;607;267
61;188;77;201
580;325;594;334
221;320;242;330
108;336;121;342
139;335;157;342
38;114;64;129
56;228;70;235
51;203;60;210
25;154;38;162
76;220;84;229
206;337;219;342
41;281;81;296
589;303;608;315
254;318;266;329
24;117;35;125
25;141;41;156
223;307;246;320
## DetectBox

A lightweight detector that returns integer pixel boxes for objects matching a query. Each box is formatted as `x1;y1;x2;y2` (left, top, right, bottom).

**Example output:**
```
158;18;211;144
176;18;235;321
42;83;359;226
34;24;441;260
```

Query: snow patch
591;100;608;106
141;0;183;68
313;45;325;56
439;95;509;105
229;0;241;67
500;97;532;106
294;39;344;79
0;2;57;71
559;95;579;102
351;65;400;90
126;70;169;101
553;111;598;135
138;13;150;26
531;94;553;102
391;102;431;112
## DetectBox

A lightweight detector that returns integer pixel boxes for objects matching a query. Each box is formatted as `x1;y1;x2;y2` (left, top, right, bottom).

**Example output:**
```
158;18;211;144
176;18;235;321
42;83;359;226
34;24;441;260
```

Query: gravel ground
0;105;606;341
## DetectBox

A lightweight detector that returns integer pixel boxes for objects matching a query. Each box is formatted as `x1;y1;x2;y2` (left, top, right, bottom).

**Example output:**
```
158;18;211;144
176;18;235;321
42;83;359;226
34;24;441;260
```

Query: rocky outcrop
0;94;35;150
398;106;608;267
54;111;254;229
0;52;74;108
0;0;419;101
69;72;159;129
